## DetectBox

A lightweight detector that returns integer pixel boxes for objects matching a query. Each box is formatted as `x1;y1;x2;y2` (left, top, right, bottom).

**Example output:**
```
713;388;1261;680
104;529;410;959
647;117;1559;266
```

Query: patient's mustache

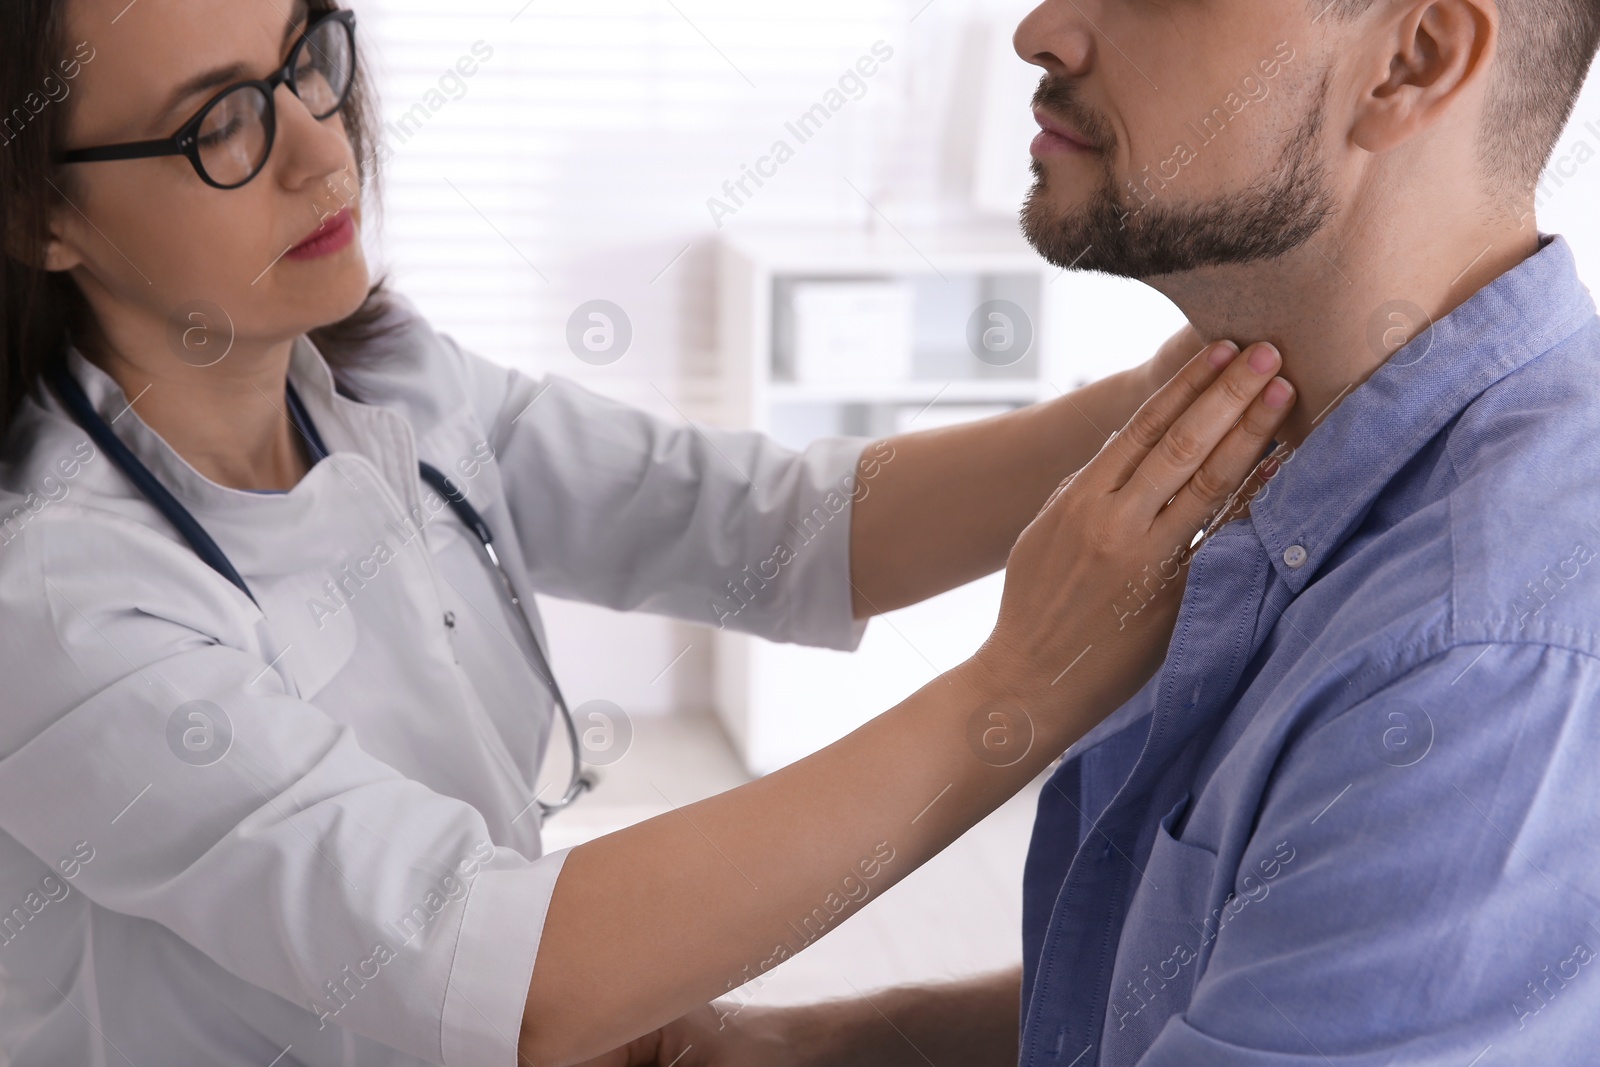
1031;75;1117;153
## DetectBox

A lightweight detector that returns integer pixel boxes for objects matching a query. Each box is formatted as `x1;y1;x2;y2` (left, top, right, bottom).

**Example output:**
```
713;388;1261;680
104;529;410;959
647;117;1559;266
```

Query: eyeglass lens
194;17;354;187
196;89;272;187
292;16;354;118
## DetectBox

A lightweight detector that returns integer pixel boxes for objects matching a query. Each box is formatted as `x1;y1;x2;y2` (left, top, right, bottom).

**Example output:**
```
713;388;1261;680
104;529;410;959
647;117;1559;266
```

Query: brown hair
0;0;401;444
1318;0;1600;192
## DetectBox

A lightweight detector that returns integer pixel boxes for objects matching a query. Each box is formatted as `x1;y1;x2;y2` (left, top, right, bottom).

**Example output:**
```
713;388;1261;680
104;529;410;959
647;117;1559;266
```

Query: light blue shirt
1019;233;1600;1065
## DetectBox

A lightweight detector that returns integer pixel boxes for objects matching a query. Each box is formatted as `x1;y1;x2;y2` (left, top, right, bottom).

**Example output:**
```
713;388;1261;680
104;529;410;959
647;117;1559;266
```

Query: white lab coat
0;293;869;1067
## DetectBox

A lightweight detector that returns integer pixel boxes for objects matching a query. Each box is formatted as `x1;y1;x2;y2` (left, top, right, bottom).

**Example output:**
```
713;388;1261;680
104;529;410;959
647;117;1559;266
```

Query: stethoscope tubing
44;356;592;819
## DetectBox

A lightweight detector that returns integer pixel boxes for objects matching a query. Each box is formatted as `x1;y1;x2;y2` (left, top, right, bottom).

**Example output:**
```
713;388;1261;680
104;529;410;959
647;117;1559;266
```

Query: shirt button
1283;545;1308;569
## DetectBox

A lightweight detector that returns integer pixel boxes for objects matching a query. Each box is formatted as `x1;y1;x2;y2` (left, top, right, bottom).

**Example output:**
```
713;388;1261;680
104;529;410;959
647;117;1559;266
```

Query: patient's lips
1031;107;1099;157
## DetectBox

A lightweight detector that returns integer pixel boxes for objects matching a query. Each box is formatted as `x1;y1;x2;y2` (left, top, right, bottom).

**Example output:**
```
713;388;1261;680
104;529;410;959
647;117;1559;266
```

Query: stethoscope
45;356;595;819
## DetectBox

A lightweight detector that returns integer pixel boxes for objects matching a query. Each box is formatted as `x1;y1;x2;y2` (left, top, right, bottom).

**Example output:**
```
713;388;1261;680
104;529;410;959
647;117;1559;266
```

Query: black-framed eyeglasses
56;9;357;190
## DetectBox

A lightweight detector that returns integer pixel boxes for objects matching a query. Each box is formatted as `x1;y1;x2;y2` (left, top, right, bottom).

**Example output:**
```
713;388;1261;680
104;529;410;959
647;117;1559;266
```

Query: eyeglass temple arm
58;139;186;164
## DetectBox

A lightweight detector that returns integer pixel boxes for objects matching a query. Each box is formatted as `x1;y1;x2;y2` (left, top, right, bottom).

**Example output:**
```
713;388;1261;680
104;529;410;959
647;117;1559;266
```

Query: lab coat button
443;611;456;629
1283;545;1308;569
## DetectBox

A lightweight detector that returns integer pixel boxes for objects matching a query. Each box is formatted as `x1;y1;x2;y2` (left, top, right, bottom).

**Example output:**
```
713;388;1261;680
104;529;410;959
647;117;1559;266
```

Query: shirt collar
1248;233;1598;592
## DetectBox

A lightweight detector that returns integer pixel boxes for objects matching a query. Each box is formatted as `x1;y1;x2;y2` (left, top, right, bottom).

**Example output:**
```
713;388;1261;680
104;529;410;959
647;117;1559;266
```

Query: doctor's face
47;0;370;356
1014;0;1339;280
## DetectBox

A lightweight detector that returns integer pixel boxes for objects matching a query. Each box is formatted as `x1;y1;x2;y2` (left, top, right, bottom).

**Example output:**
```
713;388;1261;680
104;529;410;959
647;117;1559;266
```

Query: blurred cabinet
713;226;1064;776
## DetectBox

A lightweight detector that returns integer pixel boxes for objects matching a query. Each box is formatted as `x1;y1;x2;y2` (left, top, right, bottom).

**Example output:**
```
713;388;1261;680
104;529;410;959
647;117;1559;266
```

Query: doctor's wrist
763;1000;906;1067
955;646;1135;764
960;636;1074;705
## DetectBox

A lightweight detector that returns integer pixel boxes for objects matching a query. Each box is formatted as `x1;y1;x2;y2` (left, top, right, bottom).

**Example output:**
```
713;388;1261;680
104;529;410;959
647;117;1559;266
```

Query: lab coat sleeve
442;333;876;652
0;509;563;1067
1136;642;1600;1065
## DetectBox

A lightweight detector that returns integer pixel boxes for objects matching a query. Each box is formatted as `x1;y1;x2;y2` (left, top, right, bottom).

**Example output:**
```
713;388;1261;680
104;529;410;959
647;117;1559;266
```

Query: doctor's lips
1031;107;1104;157
286;207;357;261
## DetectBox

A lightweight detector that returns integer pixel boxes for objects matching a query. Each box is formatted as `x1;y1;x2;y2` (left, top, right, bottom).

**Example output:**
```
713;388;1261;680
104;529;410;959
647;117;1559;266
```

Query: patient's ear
1348;0;1497;156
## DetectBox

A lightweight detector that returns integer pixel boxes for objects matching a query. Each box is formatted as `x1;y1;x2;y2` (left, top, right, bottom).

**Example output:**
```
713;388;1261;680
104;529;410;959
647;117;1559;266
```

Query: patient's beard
1020;81;1338;280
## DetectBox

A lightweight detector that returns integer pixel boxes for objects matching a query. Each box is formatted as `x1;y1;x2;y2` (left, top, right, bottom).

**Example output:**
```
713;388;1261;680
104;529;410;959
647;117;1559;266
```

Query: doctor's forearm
847;362;1161;617
518;659;1088;1066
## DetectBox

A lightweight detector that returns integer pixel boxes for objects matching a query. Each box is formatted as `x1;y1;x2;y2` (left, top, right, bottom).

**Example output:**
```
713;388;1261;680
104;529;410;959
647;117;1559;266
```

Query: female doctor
0;1;1295;1065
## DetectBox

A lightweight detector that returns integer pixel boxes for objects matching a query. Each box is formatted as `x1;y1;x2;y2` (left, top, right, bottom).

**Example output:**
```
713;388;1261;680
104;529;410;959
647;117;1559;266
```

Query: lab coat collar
42;297;512;594
52;321;429;524
59;341;313;517
321;292;507;516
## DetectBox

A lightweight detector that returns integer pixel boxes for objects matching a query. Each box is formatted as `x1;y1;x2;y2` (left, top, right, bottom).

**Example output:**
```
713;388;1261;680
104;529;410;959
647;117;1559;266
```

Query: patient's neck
1149;201;1541;449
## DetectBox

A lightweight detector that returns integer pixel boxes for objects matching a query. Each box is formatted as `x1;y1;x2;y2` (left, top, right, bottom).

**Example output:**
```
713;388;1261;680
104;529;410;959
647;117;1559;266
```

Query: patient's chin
1021;161;1336;281
1020;181;1135;277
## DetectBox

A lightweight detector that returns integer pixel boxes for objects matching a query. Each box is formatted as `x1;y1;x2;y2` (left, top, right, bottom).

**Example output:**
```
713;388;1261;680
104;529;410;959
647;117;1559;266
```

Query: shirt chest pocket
1100;793;1220;1063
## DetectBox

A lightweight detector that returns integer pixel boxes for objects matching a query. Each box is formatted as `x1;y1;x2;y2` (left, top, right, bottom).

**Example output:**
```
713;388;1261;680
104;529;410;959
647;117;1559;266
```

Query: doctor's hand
969;340;1294;721
575;1003;798;1067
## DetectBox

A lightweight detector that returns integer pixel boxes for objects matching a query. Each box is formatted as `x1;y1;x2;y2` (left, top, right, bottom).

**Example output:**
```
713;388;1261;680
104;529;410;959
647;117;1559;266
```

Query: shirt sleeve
0;510;563;1067
442;333;875;652
1139;641;1600;1065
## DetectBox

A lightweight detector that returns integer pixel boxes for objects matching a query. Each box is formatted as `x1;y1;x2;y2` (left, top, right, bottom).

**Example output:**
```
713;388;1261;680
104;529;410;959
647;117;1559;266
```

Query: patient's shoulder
1439;331;1600;655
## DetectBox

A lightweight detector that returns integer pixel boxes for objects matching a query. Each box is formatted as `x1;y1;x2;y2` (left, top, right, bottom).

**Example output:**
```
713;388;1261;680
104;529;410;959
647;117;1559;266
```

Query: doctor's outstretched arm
847;324;1209;618
520;341;1294;1066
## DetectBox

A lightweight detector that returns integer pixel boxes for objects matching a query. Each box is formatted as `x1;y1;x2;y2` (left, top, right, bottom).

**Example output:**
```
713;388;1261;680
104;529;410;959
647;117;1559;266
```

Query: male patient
689;0;1600;1063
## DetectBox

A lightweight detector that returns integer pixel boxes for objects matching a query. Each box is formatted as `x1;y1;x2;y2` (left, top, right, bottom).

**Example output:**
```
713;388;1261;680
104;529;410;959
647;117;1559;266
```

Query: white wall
1536;68;1600;282
354;0;1162;720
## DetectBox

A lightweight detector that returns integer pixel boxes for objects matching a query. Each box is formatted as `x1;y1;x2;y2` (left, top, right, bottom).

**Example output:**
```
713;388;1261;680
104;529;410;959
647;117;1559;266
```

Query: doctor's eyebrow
151;0;311;126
